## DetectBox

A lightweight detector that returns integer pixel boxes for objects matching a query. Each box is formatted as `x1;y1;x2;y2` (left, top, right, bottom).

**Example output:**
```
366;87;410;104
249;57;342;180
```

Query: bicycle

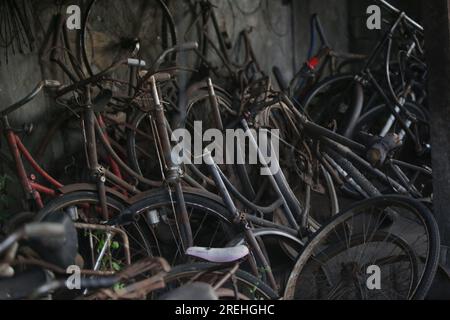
300;0;428;159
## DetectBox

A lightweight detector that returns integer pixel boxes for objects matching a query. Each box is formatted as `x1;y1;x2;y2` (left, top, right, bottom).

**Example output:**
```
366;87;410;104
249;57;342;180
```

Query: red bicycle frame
4;115;124;210
6;128;62;209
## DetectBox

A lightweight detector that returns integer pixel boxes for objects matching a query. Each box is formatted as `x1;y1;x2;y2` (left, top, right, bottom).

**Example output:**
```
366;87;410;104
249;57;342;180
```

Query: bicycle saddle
186;245;249;263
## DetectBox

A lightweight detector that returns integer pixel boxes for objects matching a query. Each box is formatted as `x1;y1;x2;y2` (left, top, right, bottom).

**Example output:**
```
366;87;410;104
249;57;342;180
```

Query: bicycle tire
326;148;382;198
286;231;421;299
284;195;440;300
301;74;364;137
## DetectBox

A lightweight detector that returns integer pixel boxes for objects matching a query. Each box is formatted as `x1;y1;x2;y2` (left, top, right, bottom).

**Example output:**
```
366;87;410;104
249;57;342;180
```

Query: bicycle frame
200;116;327;291
2;116;63;210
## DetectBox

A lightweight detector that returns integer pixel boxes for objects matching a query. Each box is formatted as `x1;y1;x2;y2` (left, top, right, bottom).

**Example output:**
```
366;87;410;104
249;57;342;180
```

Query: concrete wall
170;0;350;87
1;0;352;116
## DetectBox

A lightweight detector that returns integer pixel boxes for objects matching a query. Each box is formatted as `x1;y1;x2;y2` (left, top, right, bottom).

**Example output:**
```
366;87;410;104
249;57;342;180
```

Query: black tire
161;262;279;300
284;195;440;300
35;191;125;221
327;149;382;198
301;74;364;137
287;231;421;299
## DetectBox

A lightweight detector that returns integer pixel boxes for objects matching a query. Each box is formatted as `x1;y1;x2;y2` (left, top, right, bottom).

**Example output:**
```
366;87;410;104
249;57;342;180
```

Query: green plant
92;231;124;272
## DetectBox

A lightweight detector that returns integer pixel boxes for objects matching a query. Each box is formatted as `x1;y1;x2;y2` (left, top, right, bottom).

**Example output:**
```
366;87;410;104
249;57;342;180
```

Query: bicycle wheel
35;191;152;272
284;196;440;300
126;188;238;266
158;262;278;300
301;74;364;138
81;0;177;75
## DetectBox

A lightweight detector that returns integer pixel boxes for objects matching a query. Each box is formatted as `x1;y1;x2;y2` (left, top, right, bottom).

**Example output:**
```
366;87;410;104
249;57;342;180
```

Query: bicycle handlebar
3;42;199;113
139;71;172;83
150;41;199;74
127;58;147;68
377;0;424;32
0;80;61;118
57;42;198;98
56;59;135;97
175;42;200;52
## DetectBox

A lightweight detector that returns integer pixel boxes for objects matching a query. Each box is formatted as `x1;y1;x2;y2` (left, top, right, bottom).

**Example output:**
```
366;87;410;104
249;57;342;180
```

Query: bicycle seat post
83;85;109;221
